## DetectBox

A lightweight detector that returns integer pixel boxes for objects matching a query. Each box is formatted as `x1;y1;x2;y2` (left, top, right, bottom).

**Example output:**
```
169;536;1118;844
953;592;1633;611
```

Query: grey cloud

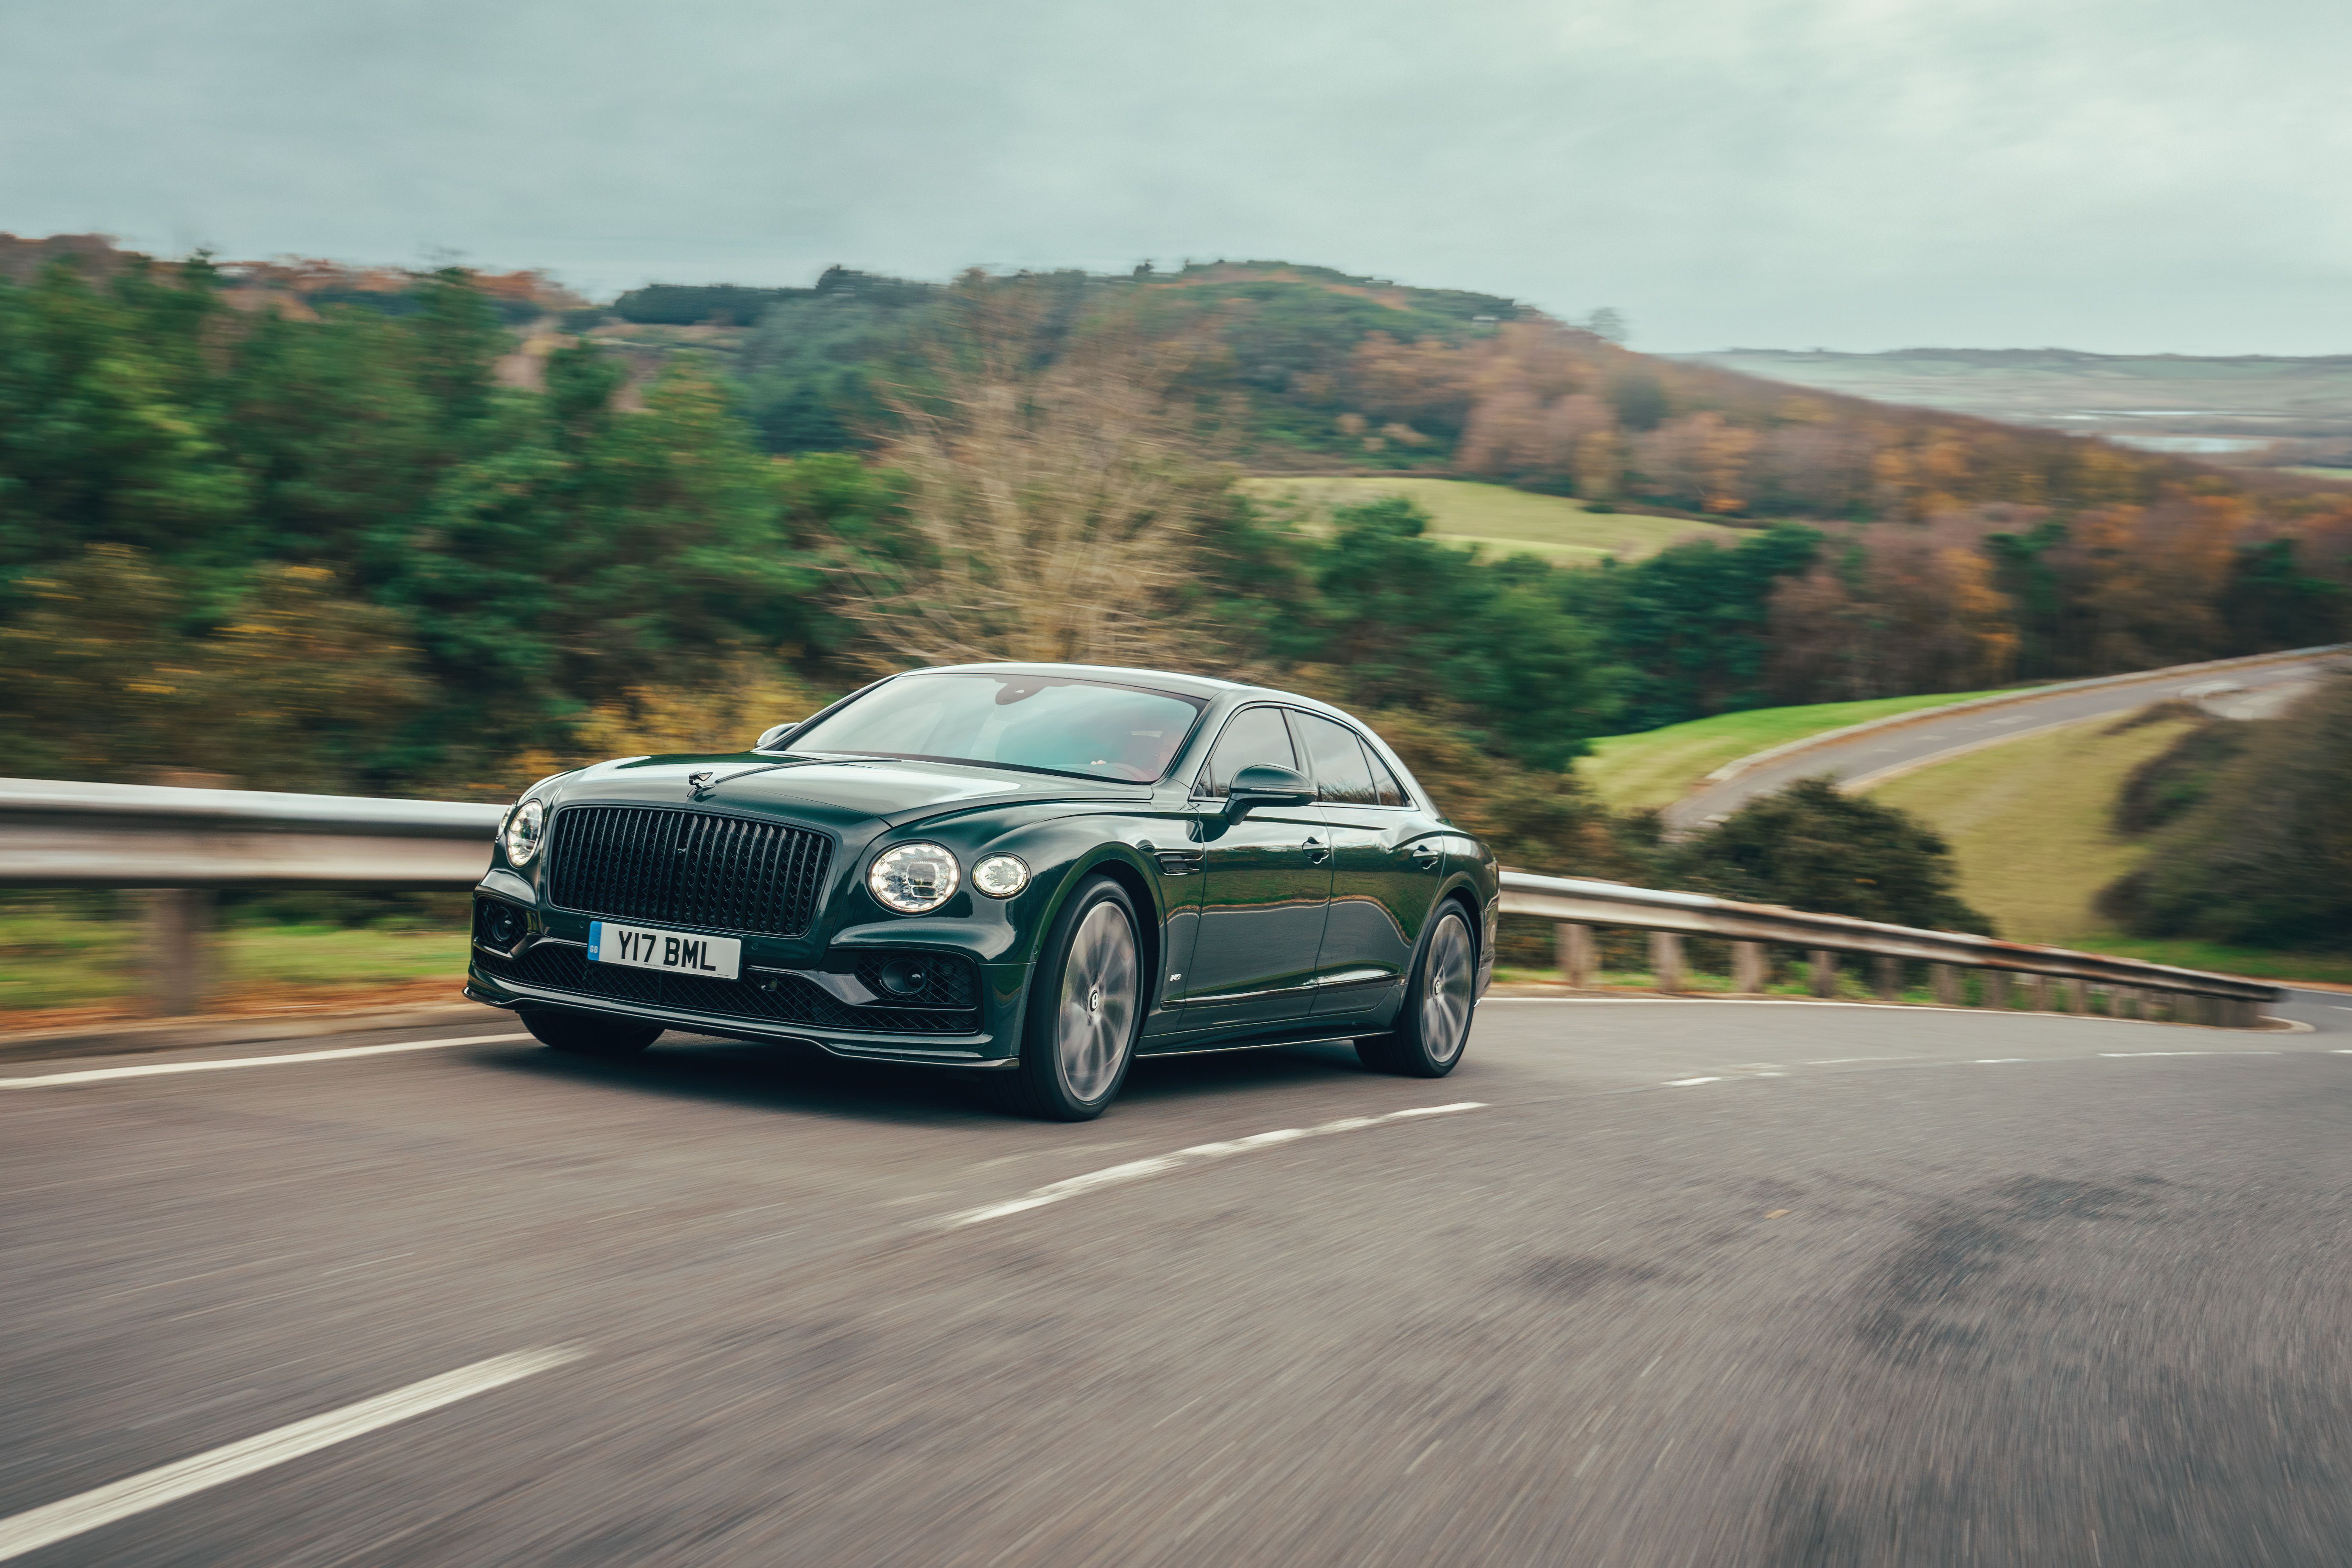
2;0;2346;351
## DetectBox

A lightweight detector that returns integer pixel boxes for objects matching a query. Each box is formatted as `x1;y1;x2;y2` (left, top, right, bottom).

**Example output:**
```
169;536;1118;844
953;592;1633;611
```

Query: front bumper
470;891;1031;1067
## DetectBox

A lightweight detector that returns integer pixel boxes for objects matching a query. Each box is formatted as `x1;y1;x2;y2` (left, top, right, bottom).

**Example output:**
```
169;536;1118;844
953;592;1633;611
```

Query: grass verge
1577;688;2012;811
1866;713;2352;987
1241;476;1742;563
0;903;469;1020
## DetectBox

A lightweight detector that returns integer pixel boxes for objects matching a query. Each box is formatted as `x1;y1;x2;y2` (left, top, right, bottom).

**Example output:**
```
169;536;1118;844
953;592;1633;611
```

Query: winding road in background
5;992;2351;1565
1662;647;2343;832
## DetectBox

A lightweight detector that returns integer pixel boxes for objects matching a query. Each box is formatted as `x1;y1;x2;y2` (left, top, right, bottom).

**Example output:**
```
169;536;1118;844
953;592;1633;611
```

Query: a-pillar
142;888;214;1016
1556;923;1595;989
1650;931;1684;994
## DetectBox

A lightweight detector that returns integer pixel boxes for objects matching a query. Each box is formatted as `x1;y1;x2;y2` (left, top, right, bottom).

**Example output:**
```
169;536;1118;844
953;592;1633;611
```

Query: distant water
2106;434;2272;454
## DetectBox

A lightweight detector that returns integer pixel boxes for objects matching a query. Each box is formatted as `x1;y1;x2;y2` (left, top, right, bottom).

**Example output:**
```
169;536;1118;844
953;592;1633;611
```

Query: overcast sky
3;0;2346;353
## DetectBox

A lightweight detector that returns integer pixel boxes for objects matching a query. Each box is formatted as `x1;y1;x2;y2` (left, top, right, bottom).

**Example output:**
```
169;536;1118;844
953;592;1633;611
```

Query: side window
1194;706;1297;799
1365;745;1412;808
1293;712;1381;806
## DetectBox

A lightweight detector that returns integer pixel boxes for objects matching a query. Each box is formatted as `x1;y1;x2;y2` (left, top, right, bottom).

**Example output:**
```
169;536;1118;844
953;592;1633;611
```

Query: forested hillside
3;247;2348;902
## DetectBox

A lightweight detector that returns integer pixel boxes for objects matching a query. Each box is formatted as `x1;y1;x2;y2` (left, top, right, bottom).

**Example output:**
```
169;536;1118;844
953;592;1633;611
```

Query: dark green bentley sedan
465;663;1497;1118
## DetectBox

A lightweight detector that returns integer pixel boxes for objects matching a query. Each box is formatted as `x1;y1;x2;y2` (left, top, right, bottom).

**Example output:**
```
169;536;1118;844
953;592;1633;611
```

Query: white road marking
1663;1077;1722;1086
0;1345;582;1563
931;1103;1487;1228
0;1033;532;1090
1975;1058;2028;1064
2098;1050;2277;1058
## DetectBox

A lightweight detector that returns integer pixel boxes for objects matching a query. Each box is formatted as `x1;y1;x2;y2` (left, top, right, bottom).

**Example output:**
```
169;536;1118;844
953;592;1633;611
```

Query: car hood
552;752;1154;831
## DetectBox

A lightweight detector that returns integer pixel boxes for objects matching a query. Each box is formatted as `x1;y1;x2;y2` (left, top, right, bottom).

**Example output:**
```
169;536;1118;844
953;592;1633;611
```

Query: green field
0;904;468;1017
1867;714;2352;986
1576;689;2012;811
1242;476;1742;563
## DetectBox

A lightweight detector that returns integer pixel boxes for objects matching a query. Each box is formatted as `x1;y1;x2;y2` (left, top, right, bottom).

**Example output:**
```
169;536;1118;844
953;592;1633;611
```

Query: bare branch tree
824;277;1226;671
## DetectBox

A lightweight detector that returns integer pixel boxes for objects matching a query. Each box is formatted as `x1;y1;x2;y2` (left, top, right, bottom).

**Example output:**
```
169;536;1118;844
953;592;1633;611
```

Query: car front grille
474;940;981;1036
545;805;831;938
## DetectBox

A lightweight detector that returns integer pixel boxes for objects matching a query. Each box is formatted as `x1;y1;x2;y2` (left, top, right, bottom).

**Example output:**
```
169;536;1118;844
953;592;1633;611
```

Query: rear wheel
1357;902;1476;1077
524;1008;663;1056
1003;876;1144;1120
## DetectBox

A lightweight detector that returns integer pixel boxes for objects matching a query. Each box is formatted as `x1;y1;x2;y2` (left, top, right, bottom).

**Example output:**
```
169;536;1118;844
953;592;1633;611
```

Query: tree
820;279;1234;669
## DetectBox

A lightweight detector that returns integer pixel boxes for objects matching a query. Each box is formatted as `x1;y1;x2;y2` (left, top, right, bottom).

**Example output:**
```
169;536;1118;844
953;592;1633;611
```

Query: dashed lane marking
0;1345;583;1562
2098;1050;2278;1058
0;1033;533;1090
929;1103;1487;1229
1662;1077;1723;1086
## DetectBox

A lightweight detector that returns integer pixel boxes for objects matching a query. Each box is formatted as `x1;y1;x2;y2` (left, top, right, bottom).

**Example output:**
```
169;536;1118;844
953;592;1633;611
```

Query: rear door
1291;711;1443;1020
1177;706;1334;1032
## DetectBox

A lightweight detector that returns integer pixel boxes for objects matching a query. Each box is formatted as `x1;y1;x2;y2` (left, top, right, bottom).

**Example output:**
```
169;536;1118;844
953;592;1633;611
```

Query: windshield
789;673;1206;783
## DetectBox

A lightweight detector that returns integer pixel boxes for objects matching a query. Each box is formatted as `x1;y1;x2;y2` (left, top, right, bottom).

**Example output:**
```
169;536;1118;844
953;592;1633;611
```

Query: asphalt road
1662;654;2336;830
4;991;2351;1566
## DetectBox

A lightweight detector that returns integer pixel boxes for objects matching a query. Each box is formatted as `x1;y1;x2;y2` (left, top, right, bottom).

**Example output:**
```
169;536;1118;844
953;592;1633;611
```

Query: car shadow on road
468;1033;1376;1127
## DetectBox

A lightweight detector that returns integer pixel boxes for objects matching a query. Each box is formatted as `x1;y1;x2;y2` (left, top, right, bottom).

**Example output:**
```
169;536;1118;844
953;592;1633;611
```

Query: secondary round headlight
869;841;959;914
972;853;1030;898
503;798;547;867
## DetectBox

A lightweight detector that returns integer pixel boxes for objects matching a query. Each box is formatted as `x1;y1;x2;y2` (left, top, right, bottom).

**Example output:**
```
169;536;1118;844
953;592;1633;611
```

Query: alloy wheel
1419;913;1475;1064
1056;900;1139;1100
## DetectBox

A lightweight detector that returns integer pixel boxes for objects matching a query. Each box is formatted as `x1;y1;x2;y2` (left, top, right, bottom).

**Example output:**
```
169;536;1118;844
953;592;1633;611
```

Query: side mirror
1225;763;1316;819
753;720;804;752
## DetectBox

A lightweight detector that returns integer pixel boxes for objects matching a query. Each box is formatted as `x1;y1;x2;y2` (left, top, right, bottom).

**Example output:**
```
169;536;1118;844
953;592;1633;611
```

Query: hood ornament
686;770;716;800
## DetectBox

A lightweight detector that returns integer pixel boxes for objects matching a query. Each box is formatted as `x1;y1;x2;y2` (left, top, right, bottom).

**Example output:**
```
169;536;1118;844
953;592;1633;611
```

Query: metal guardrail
0;778;2279;1026
1498;871;2274;1026
0;778;500;888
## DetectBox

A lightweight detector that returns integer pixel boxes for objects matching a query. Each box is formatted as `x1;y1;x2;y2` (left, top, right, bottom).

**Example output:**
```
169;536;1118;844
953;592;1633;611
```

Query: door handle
1303;836;1329;864
1408;843;1440;867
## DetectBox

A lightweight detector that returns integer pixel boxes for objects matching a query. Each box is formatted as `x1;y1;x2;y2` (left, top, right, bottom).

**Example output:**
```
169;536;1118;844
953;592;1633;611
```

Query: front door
1178;706;1332;1033
1290;711;1441;1020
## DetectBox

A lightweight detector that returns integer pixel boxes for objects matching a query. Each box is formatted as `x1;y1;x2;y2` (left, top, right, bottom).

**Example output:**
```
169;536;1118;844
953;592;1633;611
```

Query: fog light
877;957;931;997
483;903;524;947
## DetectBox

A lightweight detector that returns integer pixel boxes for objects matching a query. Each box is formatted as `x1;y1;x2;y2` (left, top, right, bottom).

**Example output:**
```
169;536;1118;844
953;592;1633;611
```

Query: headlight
503;798;547;867
869;841;959;914
972;853;1030;898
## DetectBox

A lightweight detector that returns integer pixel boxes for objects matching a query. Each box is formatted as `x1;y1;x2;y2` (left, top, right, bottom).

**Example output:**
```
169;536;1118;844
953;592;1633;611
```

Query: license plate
588;921;741;980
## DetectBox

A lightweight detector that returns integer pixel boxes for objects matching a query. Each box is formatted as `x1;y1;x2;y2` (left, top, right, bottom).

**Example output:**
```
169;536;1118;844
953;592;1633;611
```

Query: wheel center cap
1089;987;1102;1014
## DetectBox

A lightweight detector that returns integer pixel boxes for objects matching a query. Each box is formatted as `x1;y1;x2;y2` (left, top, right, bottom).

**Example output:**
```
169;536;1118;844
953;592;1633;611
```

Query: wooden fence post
1872;954;1900;1002
142;888;214;1017
1557;923;1594;989
2065;978;2088;1014
1809;950;1838;998
1985;970;2010;1010
1650;931;1684;994
1732;941;1766;995
1933;964;1959;1006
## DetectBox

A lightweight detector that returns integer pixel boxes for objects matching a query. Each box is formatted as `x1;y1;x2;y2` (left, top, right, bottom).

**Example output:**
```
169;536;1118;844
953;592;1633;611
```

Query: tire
1357;902;1477;1078
1003;876;1145;1120
524;1008;663;1056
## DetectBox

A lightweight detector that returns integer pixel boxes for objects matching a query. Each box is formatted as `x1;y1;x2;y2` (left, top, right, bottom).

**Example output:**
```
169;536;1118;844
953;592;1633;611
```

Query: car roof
906;662;1362;724
907;661;1245;700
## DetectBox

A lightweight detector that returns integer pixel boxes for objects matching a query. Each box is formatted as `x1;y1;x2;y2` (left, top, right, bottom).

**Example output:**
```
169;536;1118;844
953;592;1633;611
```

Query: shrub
1667;777;1993;933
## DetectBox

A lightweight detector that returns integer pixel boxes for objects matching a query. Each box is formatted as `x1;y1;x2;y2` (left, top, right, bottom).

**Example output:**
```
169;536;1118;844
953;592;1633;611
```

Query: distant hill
1680;347;2352;470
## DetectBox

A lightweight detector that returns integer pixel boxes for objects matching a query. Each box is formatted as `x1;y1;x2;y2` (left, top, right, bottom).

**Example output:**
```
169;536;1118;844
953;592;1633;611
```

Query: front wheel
1003;876;1145;1120
1357;903;1477;1077
524;1008;663;1056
